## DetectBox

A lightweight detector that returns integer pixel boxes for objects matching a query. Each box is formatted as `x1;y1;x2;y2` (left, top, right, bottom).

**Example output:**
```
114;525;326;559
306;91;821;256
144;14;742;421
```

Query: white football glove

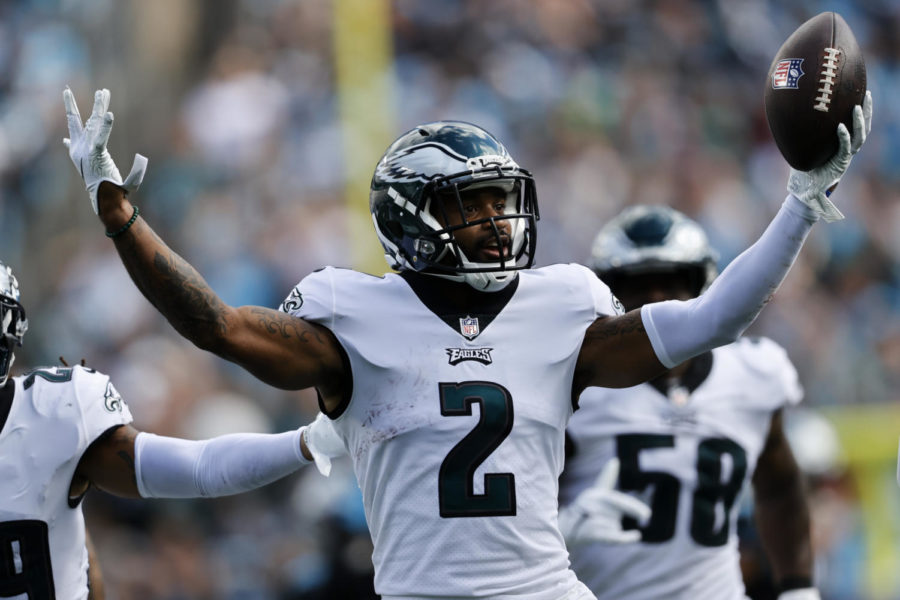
558;458;652;546
299;412;346;477
63;87;148;214
787;90;873;222
777;588;821;600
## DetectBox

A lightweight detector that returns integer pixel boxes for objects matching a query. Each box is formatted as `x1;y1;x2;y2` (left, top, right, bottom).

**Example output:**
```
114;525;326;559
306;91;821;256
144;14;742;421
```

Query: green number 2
23;367;74;390
438;381;516;518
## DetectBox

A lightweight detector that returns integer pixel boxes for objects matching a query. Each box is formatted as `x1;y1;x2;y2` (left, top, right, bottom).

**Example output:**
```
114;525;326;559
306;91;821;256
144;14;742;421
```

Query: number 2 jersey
0;366;132;599
559;337;802;600
281;264;621;600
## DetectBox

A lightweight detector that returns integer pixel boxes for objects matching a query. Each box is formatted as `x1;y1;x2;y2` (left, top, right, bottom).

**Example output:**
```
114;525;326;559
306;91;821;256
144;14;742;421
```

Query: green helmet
370;121;538;291
590;205;718;297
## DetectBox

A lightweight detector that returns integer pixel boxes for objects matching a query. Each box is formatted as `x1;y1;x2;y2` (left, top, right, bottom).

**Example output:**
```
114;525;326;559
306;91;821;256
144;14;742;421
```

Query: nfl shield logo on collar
772;58;804;89
459;316;480;340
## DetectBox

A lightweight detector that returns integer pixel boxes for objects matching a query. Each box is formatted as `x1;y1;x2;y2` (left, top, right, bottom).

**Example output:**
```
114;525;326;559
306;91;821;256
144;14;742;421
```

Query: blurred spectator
2;0;899;597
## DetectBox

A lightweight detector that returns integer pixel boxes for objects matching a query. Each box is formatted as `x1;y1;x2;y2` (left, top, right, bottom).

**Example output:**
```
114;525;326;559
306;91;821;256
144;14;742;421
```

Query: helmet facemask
414;172;537;291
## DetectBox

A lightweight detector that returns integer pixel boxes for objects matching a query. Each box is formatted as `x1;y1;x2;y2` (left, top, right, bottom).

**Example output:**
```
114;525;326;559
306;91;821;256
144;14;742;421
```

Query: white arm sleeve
641;194;818;368
135;429;311;499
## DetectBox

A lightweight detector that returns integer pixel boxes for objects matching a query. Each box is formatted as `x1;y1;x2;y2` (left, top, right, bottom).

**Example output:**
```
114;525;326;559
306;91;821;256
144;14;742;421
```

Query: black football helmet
590;205;718;298
370;121;538;291
0;261;27;385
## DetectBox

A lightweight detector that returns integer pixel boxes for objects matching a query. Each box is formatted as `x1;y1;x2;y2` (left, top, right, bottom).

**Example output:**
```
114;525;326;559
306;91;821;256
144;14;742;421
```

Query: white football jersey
560;337;802;600
0;365;132;599
281;264;621;600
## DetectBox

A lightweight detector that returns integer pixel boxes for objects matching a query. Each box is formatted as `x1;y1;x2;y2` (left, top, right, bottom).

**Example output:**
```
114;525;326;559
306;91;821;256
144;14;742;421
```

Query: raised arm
577;186;830;394
577;93;872;392
97;183;345;393
63;88;346;398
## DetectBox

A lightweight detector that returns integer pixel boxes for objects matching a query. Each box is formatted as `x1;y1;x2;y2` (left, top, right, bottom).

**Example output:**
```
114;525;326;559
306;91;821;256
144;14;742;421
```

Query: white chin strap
437;211;526;292
459;251;520;291
423;262;518;292
463;269;517;292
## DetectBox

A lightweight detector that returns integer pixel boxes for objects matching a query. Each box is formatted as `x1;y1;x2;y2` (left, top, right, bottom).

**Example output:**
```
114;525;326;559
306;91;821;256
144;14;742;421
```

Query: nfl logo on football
772;58;804;89
459;316;480;340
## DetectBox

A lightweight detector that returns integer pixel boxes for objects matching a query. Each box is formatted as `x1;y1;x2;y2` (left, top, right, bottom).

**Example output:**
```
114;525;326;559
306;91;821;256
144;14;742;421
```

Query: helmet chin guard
370;121;539;292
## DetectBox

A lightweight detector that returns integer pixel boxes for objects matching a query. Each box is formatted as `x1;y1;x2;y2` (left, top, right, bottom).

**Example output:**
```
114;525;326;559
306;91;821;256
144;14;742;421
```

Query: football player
558;205;818;600
62;87;870;600
0;261;342;600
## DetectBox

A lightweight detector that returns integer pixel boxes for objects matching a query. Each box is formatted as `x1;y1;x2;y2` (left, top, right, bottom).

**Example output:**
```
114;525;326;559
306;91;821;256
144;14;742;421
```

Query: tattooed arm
573;311;666;394
95;182;346;401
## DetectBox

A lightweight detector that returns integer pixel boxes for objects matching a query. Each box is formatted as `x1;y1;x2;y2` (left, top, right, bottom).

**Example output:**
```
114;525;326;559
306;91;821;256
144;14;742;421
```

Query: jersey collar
400;271;519;340
649;351;714;399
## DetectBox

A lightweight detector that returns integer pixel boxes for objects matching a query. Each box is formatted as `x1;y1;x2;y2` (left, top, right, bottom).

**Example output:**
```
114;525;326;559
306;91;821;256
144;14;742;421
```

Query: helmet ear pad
371;188;451;272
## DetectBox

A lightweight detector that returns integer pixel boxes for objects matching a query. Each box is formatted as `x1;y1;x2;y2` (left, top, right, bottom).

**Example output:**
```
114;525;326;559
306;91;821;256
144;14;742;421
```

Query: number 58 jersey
282;265;621;600
560;337;802;600
0;366;132;600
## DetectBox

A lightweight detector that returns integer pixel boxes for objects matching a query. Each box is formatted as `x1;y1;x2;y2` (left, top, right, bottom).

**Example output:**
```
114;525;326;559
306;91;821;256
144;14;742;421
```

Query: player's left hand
63;87;148;215
787;90;873;222
300;412;346;477
558;458;651;546
777;588;821;600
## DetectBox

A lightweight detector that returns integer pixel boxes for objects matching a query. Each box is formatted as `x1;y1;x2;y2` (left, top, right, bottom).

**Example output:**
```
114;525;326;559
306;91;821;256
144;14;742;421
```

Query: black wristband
779;576;814;592
105;206;139;238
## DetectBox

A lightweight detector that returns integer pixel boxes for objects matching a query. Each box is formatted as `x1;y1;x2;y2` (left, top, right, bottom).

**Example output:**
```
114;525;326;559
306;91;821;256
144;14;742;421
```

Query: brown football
764;12;866;171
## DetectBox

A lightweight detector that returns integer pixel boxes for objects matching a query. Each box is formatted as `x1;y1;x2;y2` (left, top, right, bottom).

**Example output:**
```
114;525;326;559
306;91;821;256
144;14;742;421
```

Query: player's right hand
787;90;872;222
558;458;652;546
63;87;148;215
300;412;346;477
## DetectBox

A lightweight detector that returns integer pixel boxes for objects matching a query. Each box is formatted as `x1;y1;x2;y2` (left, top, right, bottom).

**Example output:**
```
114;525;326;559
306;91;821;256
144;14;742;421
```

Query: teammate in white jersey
0;261;341;599
62;86;870;599
559;206;818;600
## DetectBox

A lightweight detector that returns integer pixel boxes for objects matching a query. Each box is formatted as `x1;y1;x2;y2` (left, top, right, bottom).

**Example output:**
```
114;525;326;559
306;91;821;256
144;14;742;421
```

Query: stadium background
2;0;899;597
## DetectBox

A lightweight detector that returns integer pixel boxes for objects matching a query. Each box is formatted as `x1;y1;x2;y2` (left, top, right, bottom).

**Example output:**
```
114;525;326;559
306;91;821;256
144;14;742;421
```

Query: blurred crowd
1;0;899;598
